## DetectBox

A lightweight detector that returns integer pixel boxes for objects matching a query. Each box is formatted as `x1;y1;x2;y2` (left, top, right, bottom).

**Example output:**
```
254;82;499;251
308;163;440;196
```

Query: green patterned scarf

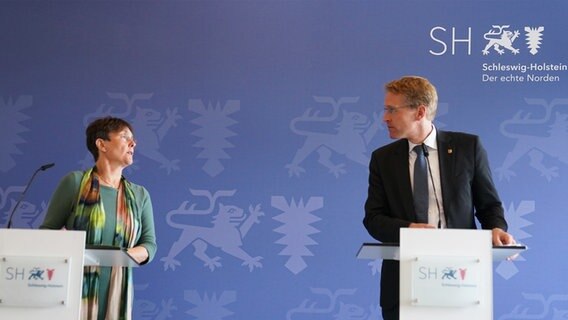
74;167;140;320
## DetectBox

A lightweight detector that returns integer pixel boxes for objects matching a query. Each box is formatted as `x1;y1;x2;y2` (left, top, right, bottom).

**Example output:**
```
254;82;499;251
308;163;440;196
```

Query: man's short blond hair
385;76;438;120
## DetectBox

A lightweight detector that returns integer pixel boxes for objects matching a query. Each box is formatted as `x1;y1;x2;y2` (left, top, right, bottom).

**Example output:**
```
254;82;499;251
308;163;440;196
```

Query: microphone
421;144;443;228
40;163;55;171
421;144;429;157
6;163;55;229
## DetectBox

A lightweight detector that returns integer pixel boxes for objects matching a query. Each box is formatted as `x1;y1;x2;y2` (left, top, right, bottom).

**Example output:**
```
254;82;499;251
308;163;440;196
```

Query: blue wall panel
1;1;567;319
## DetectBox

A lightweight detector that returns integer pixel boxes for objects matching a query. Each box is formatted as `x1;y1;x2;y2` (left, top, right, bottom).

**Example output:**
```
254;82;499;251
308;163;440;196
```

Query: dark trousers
381;305;399;320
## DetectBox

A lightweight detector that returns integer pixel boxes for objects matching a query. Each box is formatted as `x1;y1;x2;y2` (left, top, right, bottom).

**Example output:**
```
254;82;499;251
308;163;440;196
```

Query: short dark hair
86;117;134;161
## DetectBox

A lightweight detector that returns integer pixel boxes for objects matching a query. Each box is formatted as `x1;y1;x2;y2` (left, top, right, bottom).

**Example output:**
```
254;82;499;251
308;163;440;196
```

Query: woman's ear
95;138;106;153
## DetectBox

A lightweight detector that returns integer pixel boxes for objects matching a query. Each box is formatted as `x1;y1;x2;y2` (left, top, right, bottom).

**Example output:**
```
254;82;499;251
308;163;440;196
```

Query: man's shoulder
438;130;480;143
371;139;407;157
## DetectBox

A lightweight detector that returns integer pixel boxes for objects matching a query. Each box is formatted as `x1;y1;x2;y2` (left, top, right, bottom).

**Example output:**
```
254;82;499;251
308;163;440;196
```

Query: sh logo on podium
0;256;70;307
411;256;482;307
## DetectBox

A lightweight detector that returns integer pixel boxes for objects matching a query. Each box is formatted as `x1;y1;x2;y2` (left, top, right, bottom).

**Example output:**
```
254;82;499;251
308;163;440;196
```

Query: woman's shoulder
58;170;85;187
125;179;150;198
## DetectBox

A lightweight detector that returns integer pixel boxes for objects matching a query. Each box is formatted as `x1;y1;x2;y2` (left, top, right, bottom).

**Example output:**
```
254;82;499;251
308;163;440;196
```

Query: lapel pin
448;148;453;154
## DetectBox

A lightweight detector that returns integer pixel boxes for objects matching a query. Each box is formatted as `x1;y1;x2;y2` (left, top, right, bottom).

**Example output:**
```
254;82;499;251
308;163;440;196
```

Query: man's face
382;92;420;140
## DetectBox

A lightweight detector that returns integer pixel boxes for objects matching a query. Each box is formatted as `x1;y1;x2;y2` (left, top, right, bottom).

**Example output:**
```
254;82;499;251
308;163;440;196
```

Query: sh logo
429;25;544;56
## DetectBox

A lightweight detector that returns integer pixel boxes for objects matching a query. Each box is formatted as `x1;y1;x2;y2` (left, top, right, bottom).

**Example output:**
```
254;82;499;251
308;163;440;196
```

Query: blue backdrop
2;1;567;319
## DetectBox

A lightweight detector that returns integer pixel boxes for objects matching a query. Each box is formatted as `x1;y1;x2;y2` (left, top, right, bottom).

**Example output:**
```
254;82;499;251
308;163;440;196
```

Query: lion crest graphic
161;189;264;272
285;96;380;178
1;186;44;228
496;98;568;181
83;92;181;174
482;25;520;55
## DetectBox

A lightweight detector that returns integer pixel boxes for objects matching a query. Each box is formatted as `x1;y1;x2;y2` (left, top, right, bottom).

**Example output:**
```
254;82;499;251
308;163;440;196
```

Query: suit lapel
392;140;415;219
437;131;455;225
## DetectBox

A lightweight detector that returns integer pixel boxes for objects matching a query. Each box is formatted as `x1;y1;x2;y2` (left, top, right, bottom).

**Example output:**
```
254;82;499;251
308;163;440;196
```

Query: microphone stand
421;144;443;229
6;163;55;228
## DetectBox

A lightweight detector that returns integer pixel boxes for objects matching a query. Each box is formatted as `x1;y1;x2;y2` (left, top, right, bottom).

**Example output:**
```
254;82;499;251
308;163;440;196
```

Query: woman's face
98;128;136;168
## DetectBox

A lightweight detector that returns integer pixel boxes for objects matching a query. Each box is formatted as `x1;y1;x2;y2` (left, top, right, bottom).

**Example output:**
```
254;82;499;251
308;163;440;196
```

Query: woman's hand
127;246;149;264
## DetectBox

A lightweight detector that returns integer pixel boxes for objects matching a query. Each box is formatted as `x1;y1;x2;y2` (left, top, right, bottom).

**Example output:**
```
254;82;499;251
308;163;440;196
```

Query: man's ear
416;104;427;120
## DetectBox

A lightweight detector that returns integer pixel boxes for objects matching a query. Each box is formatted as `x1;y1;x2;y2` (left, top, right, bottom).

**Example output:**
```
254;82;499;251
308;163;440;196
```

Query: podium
0;229;139;320
357;229;526;320
85;245;140;268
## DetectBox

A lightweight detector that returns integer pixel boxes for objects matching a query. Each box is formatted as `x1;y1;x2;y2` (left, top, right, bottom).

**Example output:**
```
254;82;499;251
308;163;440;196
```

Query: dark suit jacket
363;130;508;309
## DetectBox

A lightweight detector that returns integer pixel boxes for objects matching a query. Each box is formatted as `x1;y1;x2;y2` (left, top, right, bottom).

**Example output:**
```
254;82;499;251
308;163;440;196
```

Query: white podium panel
399;229;493;320
0;229;85;320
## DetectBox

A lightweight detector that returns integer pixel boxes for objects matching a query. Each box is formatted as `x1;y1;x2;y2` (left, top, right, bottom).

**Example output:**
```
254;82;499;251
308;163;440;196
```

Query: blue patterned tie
413;145;429;223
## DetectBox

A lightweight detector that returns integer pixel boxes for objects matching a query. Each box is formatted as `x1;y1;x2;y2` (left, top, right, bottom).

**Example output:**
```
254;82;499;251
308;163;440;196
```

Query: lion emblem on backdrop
161;189;264;272
286;288;380;320
482;25;520;55
498;293;568;320
495;98;568;182
82;92;181;173
285;96;380;178
0;186;45;228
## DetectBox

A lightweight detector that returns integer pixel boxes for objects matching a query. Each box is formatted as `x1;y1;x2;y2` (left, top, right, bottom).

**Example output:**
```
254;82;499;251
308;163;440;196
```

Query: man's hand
492;228;519;260
492;228;516;246
409;223;436;229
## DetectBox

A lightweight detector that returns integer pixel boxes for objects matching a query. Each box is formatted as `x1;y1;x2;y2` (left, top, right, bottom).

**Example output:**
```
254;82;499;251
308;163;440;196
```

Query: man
363;76;515;320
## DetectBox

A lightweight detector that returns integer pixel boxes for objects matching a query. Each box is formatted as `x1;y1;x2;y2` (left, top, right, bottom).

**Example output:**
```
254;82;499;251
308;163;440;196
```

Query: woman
41;116;157;320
